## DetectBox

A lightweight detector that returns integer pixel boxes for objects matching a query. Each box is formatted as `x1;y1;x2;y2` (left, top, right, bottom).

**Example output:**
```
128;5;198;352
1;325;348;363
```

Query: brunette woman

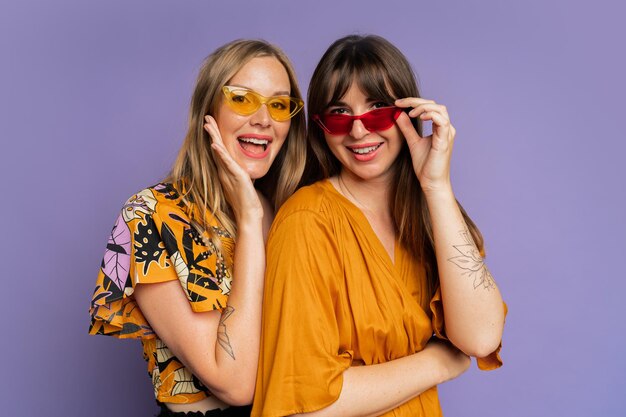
253;35;505;417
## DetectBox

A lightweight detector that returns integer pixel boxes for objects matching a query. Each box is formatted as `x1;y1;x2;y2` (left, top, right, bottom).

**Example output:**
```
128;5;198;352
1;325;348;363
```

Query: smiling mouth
348;143;382;154
238;137;269;153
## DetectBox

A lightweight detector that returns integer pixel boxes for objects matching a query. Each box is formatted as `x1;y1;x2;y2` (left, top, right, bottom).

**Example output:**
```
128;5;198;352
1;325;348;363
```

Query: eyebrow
328;97;386;107
327;100;348;107
228;84;291;96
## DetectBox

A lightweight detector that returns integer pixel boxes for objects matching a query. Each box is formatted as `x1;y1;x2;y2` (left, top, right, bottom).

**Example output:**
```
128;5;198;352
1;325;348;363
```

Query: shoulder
274;180;337;221
120;183;189;224
269;180;342;243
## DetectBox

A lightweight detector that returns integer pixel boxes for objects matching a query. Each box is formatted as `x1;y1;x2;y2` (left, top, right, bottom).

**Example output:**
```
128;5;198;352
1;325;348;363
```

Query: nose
249;103;272;127
349;118;369;139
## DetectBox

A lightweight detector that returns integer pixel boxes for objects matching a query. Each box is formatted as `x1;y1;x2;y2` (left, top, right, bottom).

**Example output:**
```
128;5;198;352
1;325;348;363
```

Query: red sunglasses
313;107;402;135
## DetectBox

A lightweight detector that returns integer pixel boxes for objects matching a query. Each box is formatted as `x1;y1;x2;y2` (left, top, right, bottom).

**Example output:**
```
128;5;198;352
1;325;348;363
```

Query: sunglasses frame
221;86;304;122
313;107;403;135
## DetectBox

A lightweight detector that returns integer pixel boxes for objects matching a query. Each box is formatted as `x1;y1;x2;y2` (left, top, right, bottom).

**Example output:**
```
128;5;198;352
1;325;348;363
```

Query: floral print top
89;183;234;404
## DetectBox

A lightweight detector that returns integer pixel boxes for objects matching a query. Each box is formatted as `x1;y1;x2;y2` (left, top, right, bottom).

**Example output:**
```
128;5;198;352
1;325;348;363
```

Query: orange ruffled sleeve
253;210;353;417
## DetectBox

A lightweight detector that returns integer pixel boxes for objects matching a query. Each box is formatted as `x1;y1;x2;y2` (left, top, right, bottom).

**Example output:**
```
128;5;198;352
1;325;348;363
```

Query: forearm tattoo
217;306;236;360
447;230;496;290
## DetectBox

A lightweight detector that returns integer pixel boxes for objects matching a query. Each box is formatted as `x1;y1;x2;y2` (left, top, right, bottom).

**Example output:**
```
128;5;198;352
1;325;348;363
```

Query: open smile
238;134;272;159
346;142;383;161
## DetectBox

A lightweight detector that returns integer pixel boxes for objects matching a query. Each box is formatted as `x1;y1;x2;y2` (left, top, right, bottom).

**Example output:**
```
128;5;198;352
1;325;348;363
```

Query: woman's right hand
204;115;263;223
423;338;471;383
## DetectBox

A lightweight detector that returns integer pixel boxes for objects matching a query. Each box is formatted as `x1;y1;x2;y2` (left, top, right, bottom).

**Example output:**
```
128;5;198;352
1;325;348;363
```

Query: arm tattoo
217;306;236;360
447;229;496;290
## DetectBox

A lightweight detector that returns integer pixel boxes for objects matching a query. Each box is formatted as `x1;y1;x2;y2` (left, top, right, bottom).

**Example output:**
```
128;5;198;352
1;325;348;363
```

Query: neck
337;170;392;216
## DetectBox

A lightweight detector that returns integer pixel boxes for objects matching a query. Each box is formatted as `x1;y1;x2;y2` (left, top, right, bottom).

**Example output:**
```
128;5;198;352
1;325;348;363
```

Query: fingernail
204;115;211;123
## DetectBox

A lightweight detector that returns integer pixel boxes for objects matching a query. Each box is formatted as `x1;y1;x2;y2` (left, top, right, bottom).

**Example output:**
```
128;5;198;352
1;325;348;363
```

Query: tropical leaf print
134;216;167;275
156;339;174;363
122;189;157;222
153;183;181;203
90;284;111;307
101;213;131;291
160;221;178;254
215;254;232;295
120;322;142;336
171;368;202;396
171;251;190;290
90;183;237;402
152;366;162;398
217;271;231;295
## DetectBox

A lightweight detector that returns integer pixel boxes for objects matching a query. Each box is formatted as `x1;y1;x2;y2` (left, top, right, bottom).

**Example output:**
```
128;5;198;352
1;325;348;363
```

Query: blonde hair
305;35;484;295
166;39;306;241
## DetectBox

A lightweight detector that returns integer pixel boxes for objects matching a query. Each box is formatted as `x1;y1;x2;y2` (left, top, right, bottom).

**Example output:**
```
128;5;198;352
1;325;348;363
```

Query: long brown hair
305;34;483;294
166;39;306;240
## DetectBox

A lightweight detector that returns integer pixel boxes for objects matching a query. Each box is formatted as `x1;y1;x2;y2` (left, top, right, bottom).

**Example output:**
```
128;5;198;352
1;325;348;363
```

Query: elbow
455;331;502;358
223;391;253;407
448;312;505;358
211;379;255;407
466;337;501;359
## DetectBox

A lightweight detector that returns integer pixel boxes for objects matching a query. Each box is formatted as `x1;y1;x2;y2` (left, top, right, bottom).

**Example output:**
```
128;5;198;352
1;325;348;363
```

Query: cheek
280;121;291;138
324;136;346;160
215;115;246;147
388;128;404;148
277;121;291;142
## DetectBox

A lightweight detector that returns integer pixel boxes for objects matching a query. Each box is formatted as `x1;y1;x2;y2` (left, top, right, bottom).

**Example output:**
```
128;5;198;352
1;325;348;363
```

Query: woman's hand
423;338;471;383
394;98;456;194
204;115;263;223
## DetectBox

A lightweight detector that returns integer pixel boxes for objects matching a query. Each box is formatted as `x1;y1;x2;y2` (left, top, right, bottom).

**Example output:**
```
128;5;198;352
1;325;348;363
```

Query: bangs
326;49;398;107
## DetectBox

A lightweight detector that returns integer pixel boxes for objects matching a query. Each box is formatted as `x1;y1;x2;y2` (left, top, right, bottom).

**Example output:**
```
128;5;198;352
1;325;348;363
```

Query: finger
395;112;424;144
394;97;436;109
408;103;450;121
204;115;225;147
419;111;452;130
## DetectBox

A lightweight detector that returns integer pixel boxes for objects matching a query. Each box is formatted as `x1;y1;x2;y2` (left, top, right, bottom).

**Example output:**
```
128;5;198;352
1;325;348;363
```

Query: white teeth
239;137;269;145
350;144;380;154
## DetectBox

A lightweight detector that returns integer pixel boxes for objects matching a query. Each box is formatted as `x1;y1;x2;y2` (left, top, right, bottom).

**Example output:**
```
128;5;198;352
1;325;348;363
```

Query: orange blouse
89;183;234;404
252;180;502;417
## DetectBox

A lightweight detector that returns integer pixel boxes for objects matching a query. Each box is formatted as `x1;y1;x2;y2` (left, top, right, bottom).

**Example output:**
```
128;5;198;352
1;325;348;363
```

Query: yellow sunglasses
221;86;304;122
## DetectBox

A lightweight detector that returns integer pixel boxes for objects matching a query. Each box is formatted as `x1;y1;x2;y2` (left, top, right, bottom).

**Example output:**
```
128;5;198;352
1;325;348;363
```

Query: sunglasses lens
361;107;402;131
318;114;354;134
266;97;294;121
317;107;401;135
226;90;260;115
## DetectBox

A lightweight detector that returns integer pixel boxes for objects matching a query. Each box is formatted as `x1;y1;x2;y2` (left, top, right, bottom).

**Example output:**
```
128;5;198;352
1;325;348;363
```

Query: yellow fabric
253;180;503;417
89;183;234;403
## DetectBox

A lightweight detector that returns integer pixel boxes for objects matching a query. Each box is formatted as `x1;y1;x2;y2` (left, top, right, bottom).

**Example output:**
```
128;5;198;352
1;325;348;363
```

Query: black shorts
156;403;252;417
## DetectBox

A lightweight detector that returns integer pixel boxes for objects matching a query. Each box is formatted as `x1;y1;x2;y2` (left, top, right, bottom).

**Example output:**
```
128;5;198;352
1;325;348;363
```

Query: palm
203;116;263;221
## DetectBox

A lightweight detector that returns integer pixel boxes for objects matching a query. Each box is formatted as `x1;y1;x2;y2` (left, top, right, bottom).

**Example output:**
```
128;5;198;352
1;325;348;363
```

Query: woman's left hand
394;97;456;194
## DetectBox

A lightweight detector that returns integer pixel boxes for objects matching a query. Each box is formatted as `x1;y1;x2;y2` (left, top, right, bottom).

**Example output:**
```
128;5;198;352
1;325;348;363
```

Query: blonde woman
89;39;306;416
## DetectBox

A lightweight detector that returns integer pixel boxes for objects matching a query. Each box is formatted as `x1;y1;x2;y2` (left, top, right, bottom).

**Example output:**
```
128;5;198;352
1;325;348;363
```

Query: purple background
1;0;624;416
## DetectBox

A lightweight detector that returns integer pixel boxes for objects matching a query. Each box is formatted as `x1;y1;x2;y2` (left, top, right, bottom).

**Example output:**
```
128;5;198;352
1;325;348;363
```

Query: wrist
235;215;263;230
422;183;455;202
235;206;264;229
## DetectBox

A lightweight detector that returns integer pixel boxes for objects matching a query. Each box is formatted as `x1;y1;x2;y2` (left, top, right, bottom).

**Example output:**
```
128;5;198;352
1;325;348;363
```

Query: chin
348;164;390;182
243;163;271;180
